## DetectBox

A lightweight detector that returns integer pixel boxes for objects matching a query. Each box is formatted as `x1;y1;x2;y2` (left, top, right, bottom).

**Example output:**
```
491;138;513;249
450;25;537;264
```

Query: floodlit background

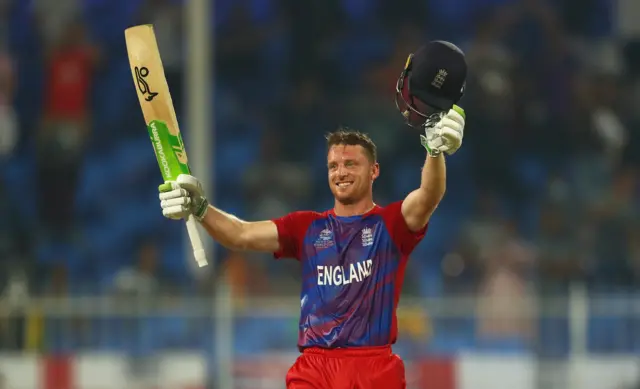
1;0;640;388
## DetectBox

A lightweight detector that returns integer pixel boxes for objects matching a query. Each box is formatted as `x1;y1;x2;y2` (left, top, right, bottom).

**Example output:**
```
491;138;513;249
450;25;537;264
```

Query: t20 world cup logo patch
314;229;334;249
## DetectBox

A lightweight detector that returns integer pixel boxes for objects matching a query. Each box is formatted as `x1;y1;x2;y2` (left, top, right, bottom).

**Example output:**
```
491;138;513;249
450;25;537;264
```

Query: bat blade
125;25;180;136
125;24;208;268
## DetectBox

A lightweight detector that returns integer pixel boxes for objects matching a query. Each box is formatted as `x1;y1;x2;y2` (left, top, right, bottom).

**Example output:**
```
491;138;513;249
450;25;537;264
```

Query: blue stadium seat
3;153;37;226
426;334;475;354
588;316;634;353
333;31;392;87
76;137;157;217
475;337;530;353
215;137;260;186
35;241;84;269
159;238;190;278
342;0;380;21
83;199;164;264
233;317;294;356
538;318;570;357
76;153;113;215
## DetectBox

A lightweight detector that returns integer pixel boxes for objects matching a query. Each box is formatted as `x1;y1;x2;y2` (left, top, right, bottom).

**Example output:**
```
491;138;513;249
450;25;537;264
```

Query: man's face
327;144;379;205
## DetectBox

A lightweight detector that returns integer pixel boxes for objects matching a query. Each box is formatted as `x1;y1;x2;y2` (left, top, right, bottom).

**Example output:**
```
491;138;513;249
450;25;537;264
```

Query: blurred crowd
1;0;640;355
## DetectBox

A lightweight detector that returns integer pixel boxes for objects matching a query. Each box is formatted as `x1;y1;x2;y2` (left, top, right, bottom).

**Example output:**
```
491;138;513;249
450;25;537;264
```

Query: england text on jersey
272;201;427;349
317;259;373;286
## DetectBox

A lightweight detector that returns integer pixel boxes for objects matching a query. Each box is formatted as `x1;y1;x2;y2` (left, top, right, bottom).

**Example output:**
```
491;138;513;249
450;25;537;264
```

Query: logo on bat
149;122;172;179
171;134;188;165
135;66;158;101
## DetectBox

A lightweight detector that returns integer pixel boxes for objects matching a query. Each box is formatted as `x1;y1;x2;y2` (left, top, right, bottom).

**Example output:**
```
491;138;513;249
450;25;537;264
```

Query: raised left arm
401;106;465;232
401;154;446;232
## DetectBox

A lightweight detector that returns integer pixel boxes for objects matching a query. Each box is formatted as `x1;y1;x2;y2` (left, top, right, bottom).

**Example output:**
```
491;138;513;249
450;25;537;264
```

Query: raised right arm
159;174;312;257
199;206;280;252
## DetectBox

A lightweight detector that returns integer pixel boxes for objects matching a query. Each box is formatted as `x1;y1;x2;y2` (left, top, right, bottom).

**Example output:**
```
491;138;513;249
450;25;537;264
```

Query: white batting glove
421;105;465;157
158;174;209;221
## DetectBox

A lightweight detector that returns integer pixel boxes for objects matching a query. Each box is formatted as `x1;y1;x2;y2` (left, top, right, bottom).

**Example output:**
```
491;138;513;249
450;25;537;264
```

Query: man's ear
372;162;380;181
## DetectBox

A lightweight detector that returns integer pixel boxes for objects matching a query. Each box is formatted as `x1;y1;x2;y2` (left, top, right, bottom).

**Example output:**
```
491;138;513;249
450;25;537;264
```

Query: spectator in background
113;241;160;300
627;223;640;285
46;264;69;296
564;72;610;206
586;169;638;289
0;268;29;350
446;192;509;295
223;250;272;307
111;241;162;377
0;0;17;158
0;1;22;269
0;2;27;334
0;55;17;159
224;251;249;308
396;305;432;357
31;0;79;48
463;14;525;206
42;264;90;352
620;42;640;169
536;202;584;294
590;74;628;162
456;192;508;268
36;19;99;238
476;221;537;342
0;179;21;268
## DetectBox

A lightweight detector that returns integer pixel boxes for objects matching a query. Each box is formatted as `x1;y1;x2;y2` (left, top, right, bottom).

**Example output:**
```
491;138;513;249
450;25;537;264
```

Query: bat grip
185;215;208;267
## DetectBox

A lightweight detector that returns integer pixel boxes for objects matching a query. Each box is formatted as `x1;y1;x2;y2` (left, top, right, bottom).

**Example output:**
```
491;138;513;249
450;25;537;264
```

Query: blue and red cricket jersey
272;200;427;350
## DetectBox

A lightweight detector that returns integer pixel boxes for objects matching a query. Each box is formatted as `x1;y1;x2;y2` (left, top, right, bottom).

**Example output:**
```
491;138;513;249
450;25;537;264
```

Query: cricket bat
124;24;208;268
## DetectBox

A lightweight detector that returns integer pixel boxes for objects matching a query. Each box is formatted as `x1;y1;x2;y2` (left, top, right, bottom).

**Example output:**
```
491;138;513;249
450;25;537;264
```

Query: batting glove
421;105;465;157
158;174;209;221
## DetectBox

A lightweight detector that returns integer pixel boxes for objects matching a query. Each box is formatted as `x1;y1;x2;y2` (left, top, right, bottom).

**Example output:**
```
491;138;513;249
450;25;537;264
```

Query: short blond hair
325;128;377;163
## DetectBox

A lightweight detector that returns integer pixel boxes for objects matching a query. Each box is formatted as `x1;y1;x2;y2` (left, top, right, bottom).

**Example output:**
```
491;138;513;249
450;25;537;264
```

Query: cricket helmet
395;40;467;128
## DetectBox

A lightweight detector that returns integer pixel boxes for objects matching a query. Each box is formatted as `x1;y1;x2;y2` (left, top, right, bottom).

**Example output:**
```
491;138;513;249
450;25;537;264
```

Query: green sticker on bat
147;120;191;181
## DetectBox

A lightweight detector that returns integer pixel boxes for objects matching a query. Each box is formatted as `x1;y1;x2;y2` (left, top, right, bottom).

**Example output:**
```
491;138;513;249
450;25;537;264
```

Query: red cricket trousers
286;345;406;389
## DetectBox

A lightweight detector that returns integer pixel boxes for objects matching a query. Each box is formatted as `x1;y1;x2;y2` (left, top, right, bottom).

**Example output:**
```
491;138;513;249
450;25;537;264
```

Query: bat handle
185;215;208;267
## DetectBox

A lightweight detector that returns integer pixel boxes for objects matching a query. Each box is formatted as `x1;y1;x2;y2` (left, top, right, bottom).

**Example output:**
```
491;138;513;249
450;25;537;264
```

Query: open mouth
336;181;354;188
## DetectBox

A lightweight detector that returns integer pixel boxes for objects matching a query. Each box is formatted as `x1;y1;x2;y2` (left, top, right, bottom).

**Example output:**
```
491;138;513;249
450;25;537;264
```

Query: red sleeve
271;211;318;261
381;200;428;257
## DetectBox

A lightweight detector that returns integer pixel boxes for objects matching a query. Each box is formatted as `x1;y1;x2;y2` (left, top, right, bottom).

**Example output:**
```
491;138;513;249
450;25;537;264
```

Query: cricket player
159;40;467;388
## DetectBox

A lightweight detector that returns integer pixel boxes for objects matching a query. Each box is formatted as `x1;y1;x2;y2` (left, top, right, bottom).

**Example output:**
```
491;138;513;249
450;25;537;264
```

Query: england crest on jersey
314;228;334;249
361;227;373;247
